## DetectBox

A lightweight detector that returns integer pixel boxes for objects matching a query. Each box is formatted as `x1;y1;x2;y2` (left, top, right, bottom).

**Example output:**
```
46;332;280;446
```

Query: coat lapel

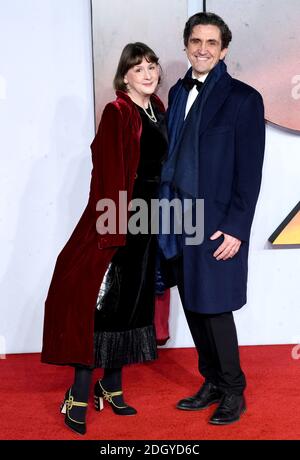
198;72;232;136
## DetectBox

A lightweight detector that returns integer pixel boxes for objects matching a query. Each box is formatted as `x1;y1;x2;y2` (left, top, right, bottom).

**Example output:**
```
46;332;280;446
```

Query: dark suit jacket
167;68;265;314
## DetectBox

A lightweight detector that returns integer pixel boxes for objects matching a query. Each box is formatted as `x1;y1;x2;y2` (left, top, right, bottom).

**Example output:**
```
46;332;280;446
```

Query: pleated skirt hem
93;324;157;368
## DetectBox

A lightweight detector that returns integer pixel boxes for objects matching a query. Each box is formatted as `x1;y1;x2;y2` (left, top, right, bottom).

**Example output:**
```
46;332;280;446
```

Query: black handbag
96;262;122;314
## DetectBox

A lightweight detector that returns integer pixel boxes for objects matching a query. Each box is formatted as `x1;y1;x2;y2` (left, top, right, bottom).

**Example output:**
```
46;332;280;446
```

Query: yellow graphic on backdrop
269;202;300;245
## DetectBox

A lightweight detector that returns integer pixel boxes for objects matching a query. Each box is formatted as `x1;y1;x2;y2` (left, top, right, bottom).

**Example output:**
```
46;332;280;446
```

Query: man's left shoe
176;382;222;411
209;393;246;425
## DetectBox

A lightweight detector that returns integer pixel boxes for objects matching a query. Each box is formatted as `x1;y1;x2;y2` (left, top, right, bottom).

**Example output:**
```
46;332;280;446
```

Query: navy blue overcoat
164;67;265;314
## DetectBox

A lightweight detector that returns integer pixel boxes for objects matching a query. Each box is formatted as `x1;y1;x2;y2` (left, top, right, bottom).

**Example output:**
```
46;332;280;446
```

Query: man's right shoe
176;382;223;411
209;393;246;425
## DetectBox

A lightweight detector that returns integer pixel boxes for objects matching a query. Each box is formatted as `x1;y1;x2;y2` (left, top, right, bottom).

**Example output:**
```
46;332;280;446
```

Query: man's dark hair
183;12;232;49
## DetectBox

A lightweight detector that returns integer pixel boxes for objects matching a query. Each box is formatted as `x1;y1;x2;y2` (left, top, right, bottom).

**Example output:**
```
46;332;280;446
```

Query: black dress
93;102;167;368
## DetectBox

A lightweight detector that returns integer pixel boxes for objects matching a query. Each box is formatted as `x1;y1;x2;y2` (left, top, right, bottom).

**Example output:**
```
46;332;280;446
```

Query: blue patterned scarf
158;60;228;259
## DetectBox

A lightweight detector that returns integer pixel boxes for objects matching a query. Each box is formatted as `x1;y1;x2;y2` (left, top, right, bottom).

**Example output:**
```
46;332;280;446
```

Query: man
159;12;265;425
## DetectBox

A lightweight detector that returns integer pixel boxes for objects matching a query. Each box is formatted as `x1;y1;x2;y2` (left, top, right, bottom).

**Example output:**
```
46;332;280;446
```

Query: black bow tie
182;76;204;92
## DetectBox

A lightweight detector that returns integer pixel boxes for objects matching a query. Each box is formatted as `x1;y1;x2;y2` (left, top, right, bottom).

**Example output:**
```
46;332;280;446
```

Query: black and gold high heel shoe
94;380;137;415
60;387;88;435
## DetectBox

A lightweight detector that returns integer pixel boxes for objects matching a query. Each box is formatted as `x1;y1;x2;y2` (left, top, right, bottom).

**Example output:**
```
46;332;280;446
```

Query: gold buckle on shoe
66;392;88;411
99;381;127;409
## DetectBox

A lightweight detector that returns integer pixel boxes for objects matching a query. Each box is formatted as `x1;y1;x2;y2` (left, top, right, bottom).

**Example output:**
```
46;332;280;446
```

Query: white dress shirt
184;71;209;119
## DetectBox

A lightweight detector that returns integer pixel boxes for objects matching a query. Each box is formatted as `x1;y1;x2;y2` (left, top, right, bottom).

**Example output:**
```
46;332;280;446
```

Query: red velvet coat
41;91;165;366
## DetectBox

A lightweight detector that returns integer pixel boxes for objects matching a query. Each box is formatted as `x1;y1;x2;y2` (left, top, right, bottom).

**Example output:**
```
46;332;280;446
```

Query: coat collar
116;90;165;113
172;61;232;138
198;72;232;136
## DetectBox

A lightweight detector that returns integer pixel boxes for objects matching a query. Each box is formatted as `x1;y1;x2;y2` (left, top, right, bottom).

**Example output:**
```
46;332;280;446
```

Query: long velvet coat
164;70;265;314
41;91;165;366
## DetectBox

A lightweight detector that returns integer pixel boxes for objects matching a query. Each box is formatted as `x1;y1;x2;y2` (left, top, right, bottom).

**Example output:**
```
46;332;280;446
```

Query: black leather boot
209;393;246;425
176;382;222;411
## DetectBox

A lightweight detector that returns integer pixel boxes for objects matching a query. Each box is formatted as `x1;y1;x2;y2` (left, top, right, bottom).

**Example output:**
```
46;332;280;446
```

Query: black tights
102;367;122;391
73;366;93;401
72;366;123;395
70;365;125;420
68;366;92;423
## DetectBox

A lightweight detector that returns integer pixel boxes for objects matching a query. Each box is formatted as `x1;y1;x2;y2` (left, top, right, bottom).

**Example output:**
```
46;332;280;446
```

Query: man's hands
210;231;241;261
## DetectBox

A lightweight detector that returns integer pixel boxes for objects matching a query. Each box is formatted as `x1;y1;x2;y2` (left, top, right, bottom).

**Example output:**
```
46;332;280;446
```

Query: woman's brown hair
113;42;160;92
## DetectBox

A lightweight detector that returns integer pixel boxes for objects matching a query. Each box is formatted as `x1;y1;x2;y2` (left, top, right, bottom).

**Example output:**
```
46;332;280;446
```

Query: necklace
142;100;157;123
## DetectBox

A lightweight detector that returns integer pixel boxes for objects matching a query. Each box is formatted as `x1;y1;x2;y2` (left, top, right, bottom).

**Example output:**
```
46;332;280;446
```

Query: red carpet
1;346;300;440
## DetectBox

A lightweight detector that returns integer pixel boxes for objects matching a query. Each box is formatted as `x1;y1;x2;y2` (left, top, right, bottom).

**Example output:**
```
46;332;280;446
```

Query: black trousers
173;257;246;395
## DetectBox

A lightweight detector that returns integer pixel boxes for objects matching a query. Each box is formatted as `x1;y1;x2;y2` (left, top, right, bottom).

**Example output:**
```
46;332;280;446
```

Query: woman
41;42;167;435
